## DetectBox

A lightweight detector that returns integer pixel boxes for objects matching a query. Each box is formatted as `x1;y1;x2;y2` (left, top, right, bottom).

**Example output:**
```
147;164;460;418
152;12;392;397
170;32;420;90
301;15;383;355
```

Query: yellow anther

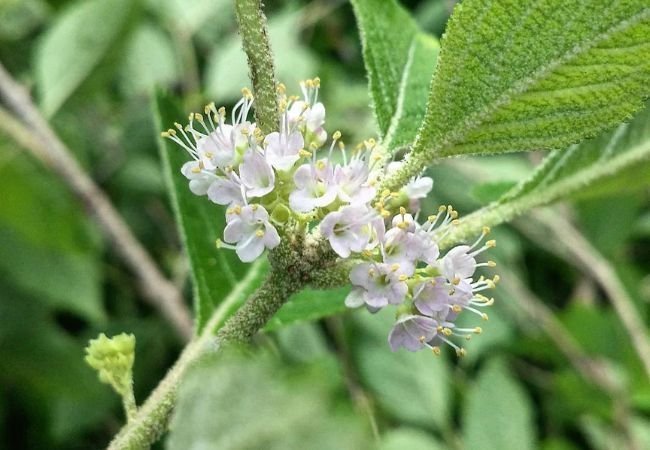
313;77;321;87
304;79;314;88
381;189;391;198
438;205;447;213
167;129;176;136
309;142;319;150
452;276;461;285
277;83;286;94
493;275;501;284
481;313;489;321
194;113;204;123
368;268;375;276
316;160;326;170
442;328;452;336
241;127;249;136
486;280;496;289
482;226;491;235
174;122;183;129
456;348;467;358
251;204;259;211
332;130;342;140
451;219;461;225
486;239;497;248
338;141;345;150
255;229;264;237
381;209;391;218
205;152;213;158
436;326;443;332
398;274;408;281
430;278;437;286
399;206;407;215
390;263;400;272
452;304;462;313
218;106;226;117
466;335;472;341
229;205;242;215
450;210;459;219
488;260;497;267
474;327;483;334
299;149;312;158
160;131;170;138
397;222;408;230
418;335;426;343
361;250;373;258
191;166;201;174
215;239;223;248
432;346;441;355
241;87;253;99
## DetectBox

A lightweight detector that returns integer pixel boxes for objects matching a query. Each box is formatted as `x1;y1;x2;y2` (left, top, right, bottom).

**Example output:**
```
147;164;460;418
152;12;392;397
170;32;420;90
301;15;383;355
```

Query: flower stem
234;0;279;134
106;270;300;450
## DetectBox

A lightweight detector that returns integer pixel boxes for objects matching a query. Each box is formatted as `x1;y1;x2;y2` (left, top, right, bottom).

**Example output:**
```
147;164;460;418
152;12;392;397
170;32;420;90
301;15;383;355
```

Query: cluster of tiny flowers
164;79;497;355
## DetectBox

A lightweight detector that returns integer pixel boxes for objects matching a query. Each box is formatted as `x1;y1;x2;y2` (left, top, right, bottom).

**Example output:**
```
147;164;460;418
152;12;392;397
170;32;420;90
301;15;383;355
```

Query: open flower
349;262;411;308
222;205;280;262
239;150;275;198
289;159;337;212
388;315;439;352
320;205;379;257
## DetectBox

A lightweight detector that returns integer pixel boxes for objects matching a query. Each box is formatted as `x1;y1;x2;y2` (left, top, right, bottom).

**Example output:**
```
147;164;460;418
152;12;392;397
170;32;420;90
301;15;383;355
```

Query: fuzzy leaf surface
439;104;650;248
415;0;650;160
351;0;439;152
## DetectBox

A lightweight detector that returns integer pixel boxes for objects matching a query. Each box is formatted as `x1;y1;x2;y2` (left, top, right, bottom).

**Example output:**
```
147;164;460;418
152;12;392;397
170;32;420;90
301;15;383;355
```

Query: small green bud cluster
85;333;136;398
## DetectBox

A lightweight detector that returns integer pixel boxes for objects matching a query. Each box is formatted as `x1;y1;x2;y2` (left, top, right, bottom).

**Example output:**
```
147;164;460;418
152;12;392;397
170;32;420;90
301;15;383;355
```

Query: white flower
180;160;214;196
413;278;451;319
264;129;303;171
334;159;376;205
223;205;280;262
349;262;410;308
441;245;477;280
404;176;433;199
207;173;243;206
320;205;378;258
388;315;438;352
289;159;337;213
239;150;275;198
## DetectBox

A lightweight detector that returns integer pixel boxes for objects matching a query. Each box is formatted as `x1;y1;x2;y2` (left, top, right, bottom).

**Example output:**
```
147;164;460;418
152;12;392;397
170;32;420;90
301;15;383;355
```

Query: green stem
122;385;137;423
234;0;279;134
106;270;298;450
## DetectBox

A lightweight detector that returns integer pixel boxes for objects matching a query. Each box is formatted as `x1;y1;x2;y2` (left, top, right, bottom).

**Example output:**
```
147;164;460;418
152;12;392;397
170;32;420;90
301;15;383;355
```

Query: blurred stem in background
523;209;650;380
0;62;193;341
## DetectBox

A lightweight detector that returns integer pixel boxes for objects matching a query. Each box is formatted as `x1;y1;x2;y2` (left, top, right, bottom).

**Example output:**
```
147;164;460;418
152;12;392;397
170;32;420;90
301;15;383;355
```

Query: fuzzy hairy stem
107;270;299;450
234;0;279;134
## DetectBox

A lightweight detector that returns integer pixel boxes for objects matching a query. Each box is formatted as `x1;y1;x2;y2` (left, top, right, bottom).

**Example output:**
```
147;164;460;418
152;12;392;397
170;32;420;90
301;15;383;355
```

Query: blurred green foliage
0;0;649;449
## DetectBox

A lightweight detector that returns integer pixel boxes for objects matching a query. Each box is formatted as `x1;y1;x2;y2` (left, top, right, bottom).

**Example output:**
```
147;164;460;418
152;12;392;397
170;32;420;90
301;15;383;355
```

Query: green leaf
264;287;349;332
35;0;134;116
205;10;316;103
414;0;650;161
462;359;536;450
351;0;439;152
351;308;451;430
119;23;178;95
153;91;252;330
0;152;103;323
379;428;445;450
167;354;371;450
440;104;650;248
501;104;650;206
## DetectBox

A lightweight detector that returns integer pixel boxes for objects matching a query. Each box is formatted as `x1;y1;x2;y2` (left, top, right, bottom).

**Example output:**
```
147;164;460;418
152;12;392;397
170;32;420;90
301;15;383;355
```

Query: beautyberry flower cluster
163;79;498;355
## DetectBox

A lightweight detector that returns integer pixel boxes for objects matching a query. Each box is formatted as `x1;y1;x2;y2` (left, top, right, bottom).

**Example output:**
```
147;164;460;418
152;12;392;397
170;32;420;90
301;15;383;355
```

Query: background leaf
205;10;316;103
167;353;371;450
351;0;439;152
415;0;650;160
35;0;134;116
462;359;536;450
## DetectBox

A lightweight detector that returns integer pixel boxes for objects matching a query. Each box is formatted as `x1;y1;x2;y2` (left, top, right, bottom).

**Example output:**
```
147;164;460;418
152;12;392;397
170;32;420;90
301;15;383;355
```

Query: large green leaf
351;0;439;152
35;0;134;116
500;103;650;205
154;91;251;330
462;359;536;450
0;150;103;323
167;354;370;450
414;0;650;161
350;308;451;430
439;104;650;248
